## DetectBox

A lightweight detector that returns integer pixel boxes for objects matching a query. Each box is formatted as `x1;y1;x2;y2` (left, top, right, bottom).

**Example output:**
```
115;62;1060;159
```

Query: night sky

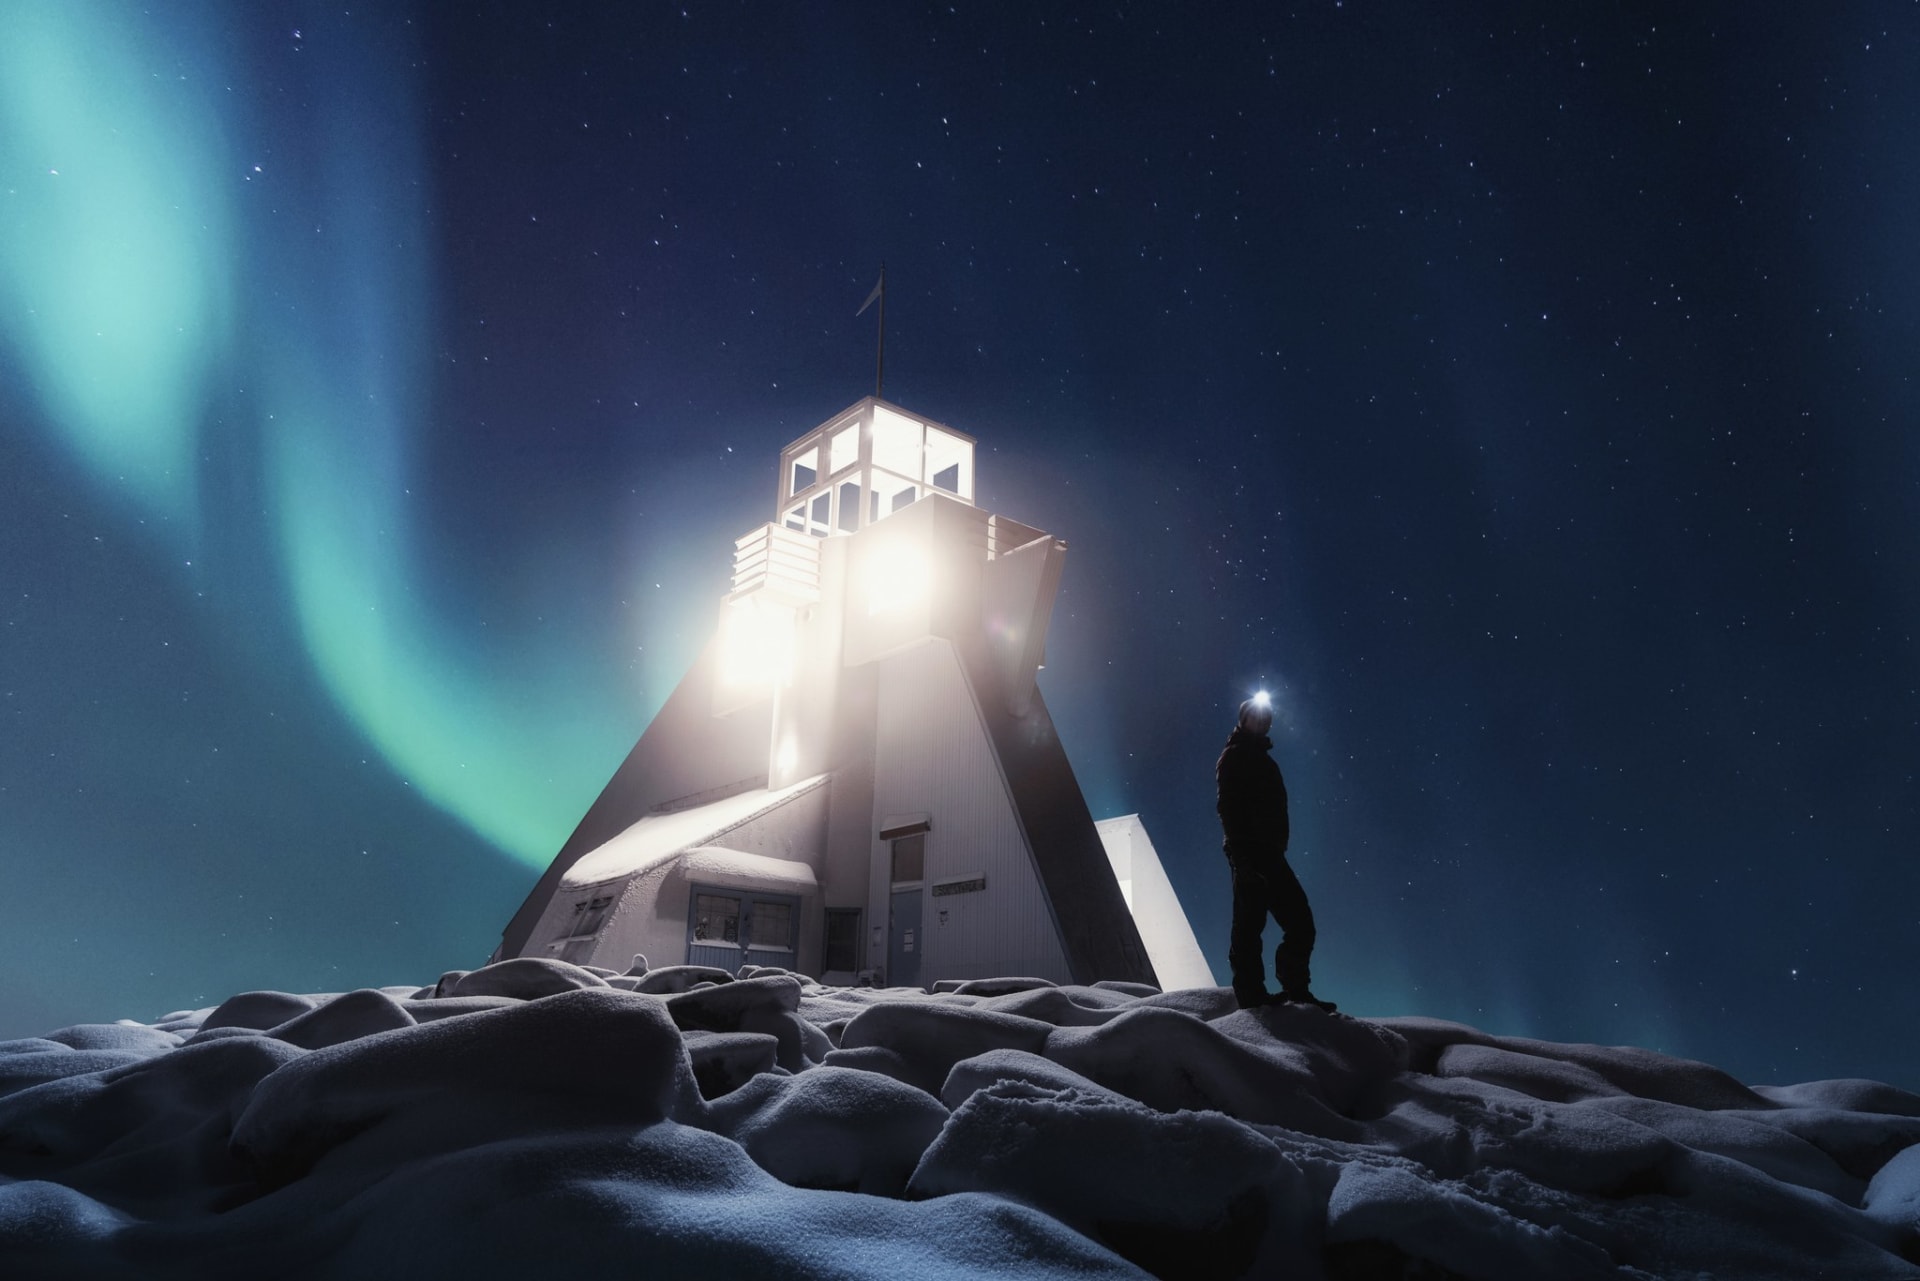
2;3;1915;1090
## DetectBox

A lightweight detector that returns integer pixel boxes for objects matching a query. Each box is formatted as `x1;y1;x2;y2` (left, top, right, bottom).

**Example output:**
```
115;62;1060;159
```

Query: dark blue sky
1;2;1914;1089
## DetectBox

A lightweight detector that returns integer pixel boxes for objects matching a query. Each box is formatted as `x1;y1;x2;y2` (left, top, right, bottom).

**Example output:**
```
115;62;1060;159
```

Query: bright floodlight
865;539;930;617
1252;689;1271;708
717;596;796;692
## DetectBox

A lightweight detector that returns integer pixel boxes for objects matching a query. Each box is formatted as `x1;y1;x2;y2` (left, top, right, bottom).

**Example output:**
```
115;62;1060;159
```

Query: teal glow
0;2;230;522
0;5;636;869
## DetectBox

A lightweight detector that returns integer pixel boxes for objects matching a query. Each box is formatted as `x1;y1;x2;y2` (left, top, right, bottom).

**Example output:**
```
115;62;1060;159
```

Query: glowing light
865;539;930;616
1252;689;1272;708
717;596;796;693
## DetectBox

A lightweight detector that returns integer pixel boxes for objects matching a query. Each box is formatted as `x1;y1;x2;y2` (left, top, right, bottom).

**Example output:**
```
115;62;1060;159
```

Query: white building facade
495;398;1213;990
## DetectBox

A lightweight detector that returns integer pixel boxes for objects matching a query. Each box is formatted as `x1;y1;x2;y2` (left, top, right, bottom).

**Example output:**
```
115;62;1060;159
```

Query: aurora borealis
3;3;1916;1089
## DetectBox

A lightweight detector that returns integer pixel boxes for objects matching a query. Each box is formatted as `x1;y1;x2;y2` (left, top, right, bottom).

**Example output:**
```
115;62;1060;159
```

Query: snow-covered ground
3;958;1917;1279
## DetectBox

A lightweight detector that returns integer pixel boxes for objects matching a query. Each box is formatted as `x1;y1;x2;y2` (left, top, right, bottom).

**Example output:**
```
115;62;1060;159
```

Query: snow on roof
679;845;819;894
561;774;828;888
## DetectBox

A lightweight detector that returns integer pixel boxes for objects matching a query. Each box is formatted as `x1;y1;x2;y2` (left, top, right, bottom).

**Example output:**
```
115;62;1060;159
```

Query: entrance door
687;889;744;971
686;887;801;973
888;888;922;990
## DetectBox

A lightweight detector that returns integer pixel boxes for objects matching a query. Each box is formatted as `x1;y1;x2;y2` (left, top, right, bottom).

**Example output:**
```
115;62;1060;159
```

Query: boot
1277;989;1338;1013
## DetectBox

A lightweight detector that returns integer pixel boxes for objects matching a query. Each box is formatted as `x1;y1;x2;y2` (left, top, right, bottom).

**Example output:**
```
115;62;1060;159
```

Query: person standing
1215;692;1335;1011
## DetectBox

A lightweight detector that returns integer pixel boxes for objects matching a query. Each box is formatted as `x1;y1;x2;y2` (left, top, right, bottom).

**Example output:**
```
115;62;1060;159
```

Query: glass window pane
825;909;860;970
828;425;858;474
925;428;972;499
749;901;792;948
783;503;806;532
837;482;862;532
890;483;918;514
891;833;925;883
572;894;614;938
789;446;819;497
871;406;924;478
694;894;740;943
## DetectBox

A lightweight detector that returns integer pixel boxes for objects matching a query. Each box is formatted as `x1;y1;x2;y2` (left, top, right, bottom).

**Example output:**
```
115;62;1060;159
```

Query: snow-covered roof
561;774;828;888
679;845;819;894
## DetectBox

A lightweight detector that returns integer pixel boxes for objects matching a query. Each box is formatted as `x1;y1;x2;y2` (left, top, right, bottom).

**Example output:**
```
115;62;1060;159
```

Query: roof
680;845;820;893
560;773;828;888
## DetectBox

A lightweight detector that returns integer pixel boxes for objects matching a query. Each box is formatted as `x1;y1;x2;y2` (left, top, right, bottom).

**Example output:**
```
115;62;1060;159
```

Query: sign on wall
932;876;986;898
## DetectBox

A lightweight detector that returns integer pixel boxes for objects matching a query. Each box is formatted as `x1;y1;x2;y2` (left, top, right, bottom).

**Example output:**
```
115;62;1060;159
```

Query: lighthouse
494;397;1212;990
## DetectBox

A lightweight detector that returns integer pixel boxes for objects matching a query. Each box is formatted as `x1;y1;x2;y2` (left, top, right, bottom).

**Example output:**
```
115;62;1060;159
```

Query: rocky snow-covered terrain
3;956;1918;1278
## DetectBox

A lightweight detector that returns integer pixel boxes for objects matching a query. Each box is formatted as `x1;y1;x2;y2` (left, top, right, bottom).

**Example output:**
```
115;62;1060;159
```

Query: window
925;427;972;498
871;406;924;476
567;894;614;939
693;894;741;944
788;446;819;497
809;492;831;537
837;481;862;532
828;425;858;474
824;909;861;971
891;833;925;884
869;472;918;522
748;901;793;950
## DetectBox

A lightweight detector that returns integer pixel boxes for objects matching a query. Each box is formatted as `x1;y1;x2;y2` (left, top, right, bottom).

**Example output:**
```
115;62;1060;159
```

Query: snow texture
2;968;1918;1279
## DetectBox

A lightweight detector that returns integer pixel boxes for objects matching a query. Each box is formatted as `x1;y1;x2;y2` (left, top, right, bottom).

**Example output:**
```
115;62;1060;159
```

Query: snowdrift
2;958;1918;1279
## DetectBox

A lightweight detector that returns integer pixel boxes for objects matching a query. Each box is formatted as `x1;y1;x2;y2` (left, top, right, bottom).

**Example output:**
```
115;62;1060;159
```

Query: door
686;887;800;973
687;890;744;971
889;888;922;989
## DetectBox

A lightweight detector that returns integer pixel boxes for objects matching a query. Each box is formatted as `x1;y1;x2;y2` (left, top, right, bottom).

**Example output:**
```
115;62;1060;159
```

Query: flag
857;274;884;316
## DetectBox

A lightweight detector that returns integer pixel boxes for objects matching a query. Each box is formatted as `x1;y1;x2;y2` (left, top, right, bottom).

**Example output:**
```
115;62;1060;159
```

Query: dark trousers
1226;851;1315;998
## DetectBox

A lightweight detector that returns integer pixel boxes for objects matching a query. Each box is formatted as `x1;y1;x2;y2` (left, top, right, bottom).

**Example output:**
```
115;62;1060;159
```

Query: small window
693;893;740;943
809;492;831;537
789;446;819;497
891;833;925;884
891;484;918;513
783;503;806;532
837;482;862;532
824;909;861;971
931;462;960;493
568;894;614;939
749;901;793;950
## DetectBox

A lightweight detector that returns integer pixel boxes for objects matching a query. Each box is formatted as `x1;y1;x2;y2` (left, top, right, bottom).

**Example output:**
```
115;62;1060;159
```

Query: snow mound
1;961;1916;1279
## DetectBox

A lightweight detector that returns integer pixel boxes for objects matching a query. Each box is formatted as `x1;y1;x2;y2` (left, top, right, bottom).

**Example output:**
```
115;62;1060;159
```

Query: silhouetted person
1216;695;1335;1011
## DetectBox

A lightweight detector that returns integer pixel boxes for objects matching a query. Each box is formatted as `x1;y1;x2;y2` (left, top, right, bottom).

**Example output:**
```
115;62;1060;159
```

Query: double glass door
686;887;799;973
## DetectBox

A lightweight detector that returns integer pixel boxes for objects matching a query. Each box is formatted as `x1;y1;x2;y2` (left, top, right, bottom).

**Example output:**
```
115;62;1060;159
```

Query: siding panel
871;640;1071;984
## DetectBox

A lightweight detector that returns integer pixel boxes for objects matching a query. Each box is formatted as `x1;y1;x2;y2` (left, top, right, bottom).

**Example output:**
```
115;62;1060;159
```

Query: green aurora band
0;3;634;868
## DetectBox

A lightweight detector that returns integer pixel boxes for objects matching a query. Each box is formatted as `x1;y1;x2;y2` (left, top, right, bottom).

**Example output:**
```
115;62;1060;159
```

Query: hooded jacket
1215;729;1290;855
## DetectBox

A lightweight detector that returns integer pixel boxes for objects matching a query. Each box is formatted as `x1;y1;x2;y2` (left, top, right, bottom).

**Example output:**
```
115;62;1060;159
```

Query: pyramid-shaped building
494;398;1212;990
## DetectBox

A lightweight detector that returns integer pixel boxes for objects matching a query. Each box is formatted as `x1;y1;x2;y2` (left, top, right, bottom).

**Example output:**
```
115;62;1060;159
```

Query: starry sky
2;2;1915;1089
